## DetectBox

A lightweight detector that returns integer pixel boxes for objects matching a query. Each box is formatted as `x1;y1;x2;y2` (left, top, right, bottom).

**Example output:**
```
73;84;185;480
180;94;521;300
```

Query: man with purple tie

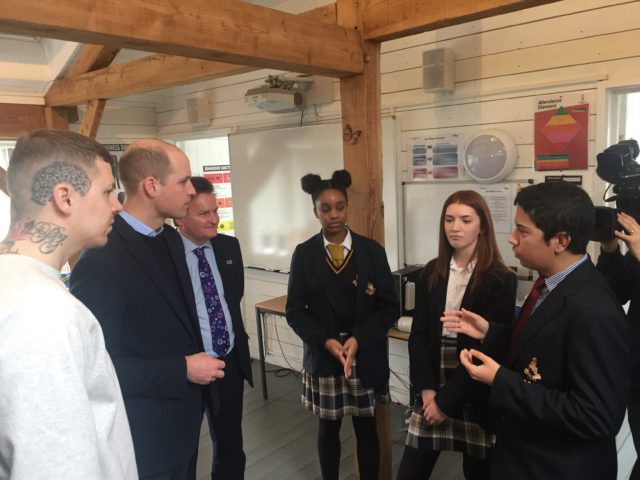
449;181;630;480
175;176;253;480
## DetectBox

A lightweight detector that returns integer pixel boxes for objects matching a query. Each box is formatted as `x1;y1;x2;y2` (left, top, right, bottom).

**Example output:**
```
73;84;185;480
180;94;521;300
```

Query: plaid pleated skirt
301;357;389;420
404;336;494;459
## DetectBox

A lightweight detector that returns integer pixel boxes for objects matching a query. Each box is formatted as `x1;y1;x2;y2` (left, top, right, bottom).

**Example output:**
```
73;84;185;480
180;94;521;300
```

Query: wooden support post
44;106;70;130
338;40;384;244
0;167;7;196
79;99;106;139
337;1;389;478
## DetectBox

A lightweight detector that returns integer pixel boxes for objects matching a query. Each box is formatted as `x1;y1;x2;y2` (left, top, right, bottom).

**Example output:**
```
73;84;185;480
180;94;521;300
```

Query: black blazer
286;231;399;387
70;215;203;477
408;261;516;424
488;260;630;480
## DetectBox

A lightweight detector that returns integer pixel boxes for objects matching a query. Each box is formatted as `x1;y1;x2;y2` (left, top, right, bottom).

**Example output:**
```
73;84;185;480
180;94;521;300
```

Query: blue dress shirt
180;234;235;357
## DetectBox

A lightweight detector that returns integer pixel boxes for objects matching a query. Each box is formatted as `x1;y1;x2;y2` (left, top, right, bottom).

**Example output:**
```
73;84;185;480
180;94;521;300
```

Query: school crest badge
524;357;542;384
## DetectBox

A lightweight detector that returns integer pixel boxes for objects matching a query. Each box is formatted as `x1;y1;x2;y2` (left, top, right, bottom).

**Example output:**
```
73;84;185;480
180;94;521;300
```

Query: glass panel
0;142;14;239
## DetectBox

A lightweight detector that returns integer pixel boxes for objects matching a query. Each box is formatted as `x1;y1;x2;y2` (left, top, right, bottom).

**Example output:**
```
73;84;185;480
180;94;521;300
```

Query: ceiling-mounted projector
244;85;304;113
244;74;313;114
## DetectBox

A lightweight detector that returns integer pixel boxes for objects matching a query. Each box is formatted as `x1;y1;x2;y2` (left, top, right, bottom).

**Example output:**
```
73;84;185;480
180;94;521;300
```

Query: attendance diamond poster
534;94;589;171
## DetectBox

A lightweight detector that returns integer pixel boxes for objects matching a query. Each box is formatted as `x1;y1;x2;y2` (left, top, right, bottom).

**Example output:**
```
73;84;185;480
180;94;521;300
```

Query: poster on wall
534;94;590;171
408;133;463;180
104;143;129;163
203;164;234;235
104;144;129;194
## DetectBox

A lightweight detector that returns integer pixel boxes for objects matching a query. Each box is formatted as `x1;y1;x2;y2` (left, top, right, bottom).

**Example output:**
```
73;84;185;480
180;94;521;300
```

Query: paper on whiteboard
479;185;512;234
408;133;464;181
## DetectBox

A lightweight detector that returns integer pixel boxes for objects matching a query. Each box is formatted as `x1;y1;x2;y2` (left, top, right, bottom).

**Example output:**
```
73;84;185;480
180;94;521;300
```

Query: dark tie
327;244;344;268
511;277;546;342
193;246;230;356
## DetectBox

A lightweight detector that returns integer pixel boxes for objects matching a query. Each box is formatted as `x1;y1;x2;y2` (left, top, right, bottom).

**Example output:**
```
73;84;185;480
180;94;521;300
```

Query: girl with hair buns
397;190;516;480
286;169;398;480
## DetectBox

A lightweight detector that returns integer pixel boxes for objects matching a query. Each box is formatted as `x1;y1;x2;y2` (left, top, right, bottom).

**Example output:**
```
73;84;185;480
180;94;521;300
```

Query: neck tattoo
1;220;67;255
0;240;18;254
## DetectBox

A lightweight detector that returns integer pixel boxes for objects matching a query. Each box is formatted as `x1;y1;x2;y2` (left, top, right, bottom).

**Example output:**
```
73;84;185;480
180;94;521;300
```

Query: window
0;142;14;239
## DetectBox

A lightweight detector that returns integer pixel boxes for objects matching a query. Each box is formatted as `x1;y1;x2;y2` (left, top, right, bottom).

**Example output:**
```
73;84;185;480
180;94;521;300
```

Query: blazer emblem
524;357;542;384
366;282;375;296
226;259;233;265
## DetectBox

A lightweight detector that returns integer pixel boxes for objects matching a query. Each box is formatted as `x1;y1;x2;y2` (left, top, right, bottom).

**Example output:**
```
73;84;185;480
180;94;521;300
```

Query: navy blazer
488;260;630;480
70;215;203;477
286;231;398;388
409;261;516;425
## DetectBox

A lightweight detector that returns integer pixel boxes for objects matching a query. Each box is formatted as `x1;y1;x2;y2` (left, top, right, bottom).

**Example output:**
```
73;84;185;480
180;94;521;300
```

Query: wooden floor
238;361;463;480
197;360;636;479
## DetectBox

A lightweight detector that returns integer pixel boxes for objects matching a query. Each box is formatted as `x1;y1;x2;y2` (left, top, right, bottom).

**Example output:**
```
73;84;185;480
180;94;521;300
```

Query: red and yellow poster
203;164;234;234
534;102;589;171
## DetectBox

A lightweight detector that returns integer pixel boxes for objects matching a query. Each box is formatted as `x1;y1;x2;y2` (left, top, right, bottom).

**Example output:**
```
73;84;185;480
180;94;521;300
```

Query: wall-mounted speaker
422;48;455;93
186;97;210;127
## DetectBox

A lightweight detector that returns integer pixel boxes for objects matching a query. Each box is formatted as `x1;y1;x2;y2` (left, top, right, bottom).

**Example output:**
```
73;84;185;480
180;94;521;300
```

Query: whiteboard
230;118;398;273
403;181;520;269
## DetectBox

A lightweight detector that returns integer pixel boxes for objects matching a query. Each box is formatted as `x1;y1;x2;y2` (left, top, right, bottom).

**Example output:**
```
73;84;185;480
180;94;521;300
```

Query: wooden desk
254;294;287;399
387;327;409;342
255;295;411;398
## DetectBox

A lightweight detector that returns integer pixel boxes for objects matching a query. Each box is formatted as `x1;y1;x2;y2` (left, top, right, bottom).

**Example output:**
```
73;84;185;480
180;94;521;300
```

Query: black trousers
397;445;492;480
139;452;196;480
205;346;246;480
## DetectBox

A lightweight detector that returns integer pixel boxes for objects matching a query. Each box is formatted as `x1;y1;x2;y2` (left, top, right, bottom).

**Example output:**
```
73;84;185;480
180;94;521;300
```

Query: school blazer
488;260;630;480
70;216;204;477
408;261;516;423
286;231;399;387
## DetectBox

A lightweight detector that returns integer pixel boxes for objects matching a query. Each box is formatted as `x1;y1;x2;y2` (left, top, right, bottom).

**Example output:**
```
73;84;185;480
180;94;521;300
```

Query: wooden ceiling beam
361;0;561;41
45;4;337;107
0;103;46;138
66;45;121;78
0;0;363;77
46;54;255;107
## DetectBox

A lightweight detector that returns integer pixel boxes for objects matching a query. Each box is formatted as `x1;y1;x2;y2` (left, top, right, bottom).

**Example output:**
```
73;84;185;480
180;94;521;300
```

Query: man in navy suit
71;140;225;480
174;176;253;480
454;181;630;480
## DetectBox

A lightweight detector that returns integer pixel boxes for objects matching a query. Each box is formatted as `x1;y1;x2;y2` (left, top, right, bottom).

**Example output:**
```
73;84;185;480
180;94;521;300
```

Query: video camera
593;139;640;242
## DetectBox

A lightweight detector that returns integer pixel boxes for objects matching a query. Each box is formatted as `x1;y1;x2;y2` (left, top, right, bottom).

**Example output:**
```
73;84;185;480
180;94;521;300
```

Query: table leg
255;307;268;399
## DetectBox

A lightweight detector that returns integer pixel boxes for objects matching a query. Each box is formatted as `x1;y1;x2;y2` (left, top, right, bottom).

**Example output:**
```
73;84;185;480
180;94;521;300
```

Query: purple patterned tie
194;246;230;356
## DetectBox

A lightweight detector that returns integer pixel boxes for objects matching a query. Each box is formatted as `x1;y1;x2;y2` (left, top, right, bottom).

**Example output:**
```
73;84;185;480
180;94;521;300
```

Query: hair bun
331;169;352;189
301;173;322;194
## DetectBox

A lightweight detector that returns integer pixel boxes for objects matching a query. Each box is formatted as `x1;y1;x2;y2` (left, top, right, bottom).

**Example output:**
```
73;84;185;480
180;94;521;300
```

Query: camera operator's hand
614;212;640;261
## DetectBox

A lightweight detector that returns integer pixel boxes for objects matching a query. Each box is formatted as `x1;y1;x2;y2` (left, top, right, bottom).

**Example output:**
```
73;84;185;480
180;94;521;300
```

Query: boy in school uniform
449;181;630;480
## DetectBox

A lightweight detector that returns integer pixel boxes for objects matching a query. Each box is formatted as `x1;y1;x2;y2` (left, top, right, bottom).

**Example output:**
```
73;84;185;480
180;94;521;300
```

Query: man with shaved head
0;129;136;479
71;139;225;480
